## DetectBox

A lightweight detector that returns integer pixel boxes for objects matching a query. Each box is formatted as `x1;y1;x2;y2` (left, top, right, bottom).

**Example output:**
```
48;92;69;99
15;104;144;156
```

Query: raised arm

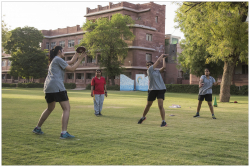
65;52;86;72
159;55;168;73
153;54;168;70
67;52;79;65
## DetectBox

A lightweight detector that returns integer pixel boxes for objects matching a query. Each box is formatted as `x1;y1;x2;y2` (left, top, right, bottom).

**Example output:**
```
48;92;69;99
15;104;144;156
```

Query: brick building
2;1;247;87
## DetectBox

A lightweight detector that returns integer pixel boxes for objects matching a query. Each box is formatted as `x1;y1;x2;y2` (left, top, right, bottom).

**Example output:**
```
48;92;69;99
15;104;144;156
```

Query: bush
86;84;91;90
85;84;120;90
17;83;44;88
64;83;76;89
239;85;248;95
2;83;17;87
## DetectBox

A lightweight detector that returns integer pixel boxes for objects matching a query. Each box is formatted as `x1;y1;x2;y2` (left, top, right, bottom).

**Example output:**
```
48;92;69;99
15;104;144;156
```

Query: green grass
2;88;248;165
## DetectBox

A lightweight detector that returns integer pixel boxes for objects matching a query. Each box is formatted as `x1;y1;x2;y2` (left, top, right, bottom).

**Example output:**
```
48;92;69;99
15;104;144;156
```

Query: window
242;65;248;74
81;57;85;64
155;16;158;23
136;17;141;20
67;56;73;61
172;38;178;44
7;74;11;79
78;38;82;44
2;60;6;66
77;73;84;80
146;53;152;61
68;40;75;48
92;57;96;63
67;73;74;79
97;54;101;63
51;42;56;49
87;73;95;79
87;56;92;63
59;41;65;48
46;42;49;50
7;60;11;66
2;74;5;79
146;34;152;41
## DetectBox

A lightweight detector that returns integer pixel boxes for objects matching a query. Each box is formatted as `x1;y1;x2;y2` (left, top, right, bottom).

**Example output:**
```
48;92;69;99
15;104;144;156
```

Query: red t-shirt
91;76;106;94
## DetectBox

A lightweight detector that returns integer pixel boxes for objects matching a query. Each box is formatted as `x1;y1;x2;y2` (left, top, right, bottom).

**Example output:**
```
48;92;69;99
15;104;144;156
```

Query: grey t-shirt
44;56;68;93
147;65;166;90
199;75;216;95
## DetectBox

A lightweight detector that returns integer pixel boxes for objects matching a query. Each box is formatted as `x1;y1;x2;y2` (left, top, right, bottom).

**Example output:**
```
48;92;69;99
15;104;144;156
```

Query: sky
1;1;185;40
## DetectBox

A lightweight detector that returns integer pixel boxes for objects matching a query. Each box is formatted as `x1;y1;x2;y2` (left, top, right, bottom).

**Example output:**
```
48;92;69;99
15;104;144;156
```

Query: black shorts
148;89;166;101
45;91;69;103
198;94;212;102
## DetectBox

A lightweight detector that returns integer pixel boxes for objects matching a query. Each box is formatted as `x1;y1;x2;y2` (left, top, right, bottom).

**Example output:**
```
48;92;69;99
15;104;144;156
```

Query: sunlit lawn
2;88;248;165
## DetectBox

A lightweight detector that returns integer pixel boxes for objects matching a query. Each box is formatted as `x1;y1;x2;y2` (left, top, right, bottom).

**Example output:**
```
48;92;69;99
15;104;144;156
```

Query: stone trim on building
44;31;86;39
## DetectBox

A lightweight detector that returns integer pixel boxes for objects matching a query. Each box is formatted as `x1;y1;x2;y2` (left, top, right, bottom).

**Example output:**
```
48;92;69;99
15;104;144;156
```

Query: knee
208;102;212;107
158;105;164;110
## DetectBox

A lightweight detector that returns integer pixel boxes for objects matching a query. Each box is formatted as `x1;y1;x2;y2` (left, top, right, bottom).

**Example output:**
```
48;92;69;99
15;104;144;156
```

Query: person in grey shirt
138;54;168;127
193;68;218;119
32;45;86;139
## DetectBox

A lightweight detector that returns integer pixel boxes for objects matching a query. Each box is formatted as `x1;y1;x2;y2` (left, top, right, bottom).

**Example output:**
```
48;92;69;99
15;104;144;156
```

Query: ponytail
49;46;63;64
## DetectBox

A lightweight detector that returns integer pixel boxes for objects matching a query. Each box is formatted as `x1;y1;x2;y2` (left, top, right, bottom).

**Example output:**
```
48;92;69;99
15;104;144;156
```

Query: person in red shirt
91;69;107;116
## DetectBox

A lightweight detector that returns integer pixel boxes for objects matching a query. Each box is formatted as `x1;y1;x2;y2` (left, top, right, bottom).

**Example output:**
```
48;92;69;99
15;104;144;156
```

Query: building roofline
128;24;156;31
44;31;86;39
84;7;150;17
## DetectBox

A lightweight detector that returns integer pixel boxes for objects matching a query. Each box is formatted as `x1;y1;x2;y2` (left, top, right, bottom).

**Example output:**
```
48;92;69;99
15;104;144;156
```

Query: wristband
105;92;107;93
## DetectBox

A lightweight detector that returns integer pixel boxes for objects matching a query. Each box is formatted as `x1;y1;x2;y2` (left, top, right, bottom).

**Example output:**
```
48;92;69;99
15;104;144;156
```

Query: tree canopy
79;13;135;85
175;2;248;102
5;26;48;80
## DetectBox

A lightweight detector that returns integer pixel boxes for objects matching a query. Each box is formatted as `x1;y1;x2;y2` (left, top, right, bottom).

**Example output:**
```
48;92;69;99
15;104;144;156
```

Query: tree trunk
219;60;236;102
111;77;115;86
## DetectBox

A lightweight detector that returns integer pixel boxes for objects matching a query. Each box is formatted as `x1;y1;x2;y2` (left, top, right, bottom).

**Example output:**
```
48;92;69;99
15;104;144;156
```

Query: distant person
91;69;107;116
32;46;86;139
138;54;168;127
193;68;218;119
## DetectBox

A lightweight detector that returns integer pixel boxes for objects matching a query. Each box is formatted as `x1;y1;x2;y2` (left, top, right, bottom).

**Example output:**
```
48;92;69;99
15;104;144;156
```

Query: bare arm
199;78;204;88
104;84;107;97
159;56;167;73
65;52;86;72
91;86;94;97
153;54;168;70
67;52;79;65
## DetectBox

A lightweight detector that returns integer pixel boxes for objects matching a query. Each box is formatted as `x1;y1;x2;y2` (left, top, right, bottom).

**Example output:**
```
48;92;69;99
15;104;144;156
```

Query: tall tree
1;15;11;49
79;13;135;85
177;39;224;80
5;26;48;81
175;2;248;102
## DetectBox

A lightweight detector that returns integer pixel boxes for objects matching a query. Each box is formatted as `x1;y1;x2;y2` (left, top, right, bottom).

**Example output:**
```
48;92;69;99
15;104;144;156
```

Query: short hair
205;68;210;72
146;61;154;65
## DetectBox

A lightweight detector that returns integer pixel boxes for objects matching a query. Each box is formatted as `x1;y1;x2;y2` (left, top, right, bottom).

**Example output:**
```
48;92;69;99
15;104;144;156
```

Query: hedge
2;83;17;87
165;84;248;95
15;83;76;89
85;84;120;90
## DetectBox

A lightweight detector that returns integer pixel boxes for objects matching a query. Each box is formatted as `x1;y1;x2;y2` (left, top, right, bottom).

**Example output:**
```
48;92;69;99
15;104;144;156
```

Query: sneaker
212;115;216;119
32;127;44;135
99;113;102;116
95;114;100;117
161;121;167;127
60;132;75;139
193;114;200;117
138;117;146;124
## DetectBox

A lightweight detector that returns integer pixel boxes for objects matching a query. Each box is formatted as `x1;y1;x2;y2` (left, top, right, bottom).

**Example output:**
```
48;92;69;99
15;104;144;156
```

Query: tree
1;15;11;49
177;39;224;80
79;13;135;85
175;2;248;102
5;26;48;81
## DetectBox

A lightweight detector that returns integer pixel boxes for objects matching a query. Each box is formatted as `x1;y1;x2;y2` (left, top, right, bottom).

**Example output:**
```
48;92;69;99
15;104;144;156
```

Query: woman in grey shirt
138;54;168;127
32;46;85;139
193;68;218;119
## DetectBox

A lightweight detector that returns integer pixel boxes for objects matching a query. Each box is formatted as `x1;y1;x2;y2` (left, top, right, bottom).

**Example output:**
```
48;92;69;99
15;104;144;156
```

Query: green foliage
17;83;44;88
2;83;16;87
79;14;135;85
64;83;76;89
165;84;247;95
1;15;11;49
85;83;91;90
5;26;48;79
85;84;119;90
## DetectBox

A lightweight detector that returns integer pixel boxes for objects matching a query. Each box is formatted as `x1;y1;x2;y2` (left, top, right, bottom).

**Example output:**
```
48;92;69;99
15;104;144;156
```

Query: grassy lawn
2;88;248;165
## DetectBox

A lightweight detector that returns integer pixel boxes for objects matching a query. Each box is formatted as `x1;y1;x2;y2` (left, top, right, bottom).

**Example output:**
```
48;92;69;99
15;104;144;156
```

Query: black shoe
193;114;200;117
212;115;216;119
161;121;167;127
138;117;146;124
99;113;102;116
95;114;100;117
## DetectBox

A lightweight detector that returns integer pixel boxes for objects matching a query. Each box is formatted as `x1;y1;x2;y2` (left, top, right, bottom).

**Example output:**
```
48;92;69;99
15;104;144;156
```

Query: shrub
86;84;91;90
17;83;44;88
107;85;120;90
64;83;76;89
165;84;199;93
2;83;17;87
239;85;248;95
